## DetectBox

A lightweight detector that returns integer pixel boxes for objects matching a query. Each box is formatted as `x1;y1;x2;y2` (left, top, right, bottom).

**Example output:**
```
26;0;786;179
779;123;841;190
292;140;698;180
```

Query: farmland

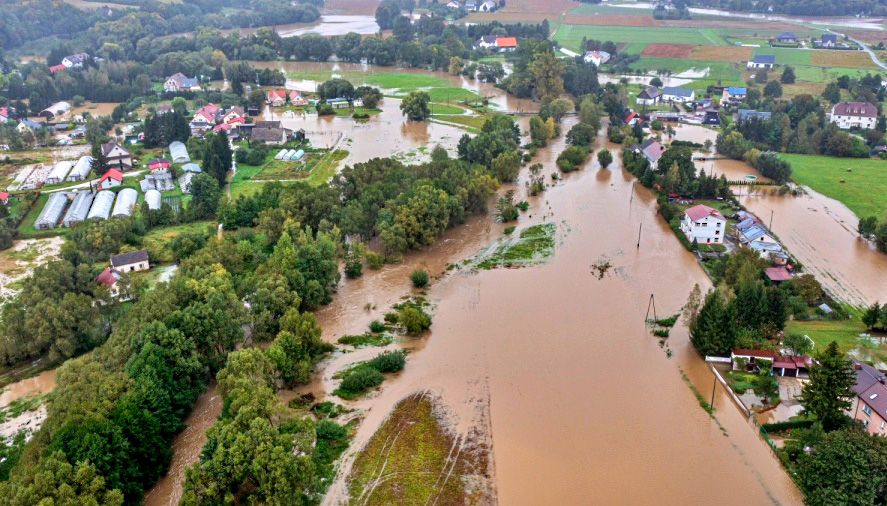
782;154;887;220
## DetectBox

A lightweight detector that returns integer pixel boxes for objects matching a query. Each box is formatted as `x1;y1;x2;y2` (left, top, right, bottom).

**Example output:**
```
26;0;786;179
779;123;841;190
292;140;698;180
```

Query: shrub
515;201;530;212
344;258;363;279
368;350;406;373
369;320;386;333
653;329;670;337
316;420;347;440
383;312;399;323
339;367;383;394
352;112;370;119
504;226;516;235
556;146;589;172
366;252;384;270
410;269;429;288
399;306;432;335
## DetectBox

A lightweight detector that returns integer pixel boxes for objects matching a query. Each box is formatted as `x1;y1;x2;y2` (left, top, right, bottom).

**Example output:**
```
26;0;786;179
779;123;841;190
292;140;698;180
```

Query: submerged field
782;154;887;220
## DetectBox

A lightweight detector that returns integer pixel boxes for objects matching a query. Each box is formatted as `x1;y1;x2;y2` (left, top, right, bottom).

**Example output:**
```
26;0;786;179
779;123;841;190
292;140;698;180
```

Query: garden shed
63;191;94;227
35;193;69;230
112;188;138;217
87;190;115;220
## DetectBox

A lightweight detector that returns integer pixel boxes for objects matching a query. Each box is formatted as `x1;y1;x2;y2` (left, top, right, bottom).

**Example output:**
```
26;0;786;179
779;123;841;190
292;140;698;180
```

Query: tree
529;115;551;146
392;16;415;42
650;77;663;87
764;80;783;98
448;57;464;75
578;97;603;135
566;123;596;146
791;273;823;305
781;66;796;84
202;131;233;186
823;82;841;103
410;270;429;288
355;86;383;109
800;341;855;431
858;216;878;238
528;51;565;102
783;333;813;356
188;173;221;219
491;151;521;182
90;142;110;175
689;288;736;356
597;149;613;168
399;91;431;121
317;78;355;101
796;427;887;506
863;302;881;329
171;96;188;115
754;69;768;83
547;98;574;122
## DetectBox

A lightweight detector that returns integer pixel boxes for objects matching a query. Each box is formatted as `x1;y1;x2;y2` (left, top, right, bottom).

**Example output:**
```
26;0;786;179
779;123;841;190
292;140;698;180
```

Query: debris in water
590;260;612;279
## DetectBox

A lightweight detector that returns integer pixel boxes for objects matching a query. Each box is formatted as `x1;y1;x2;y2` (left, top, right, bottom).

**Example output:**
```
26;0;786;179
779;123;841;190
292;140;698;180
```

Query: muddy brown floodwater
314;122;802;505
0;369;55;406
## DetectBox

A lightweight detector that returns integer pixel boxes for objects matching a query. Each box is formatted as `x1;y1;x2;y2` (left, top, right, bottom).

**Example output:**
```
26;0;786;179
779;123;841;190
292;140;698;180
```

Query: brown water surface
0;369;55;406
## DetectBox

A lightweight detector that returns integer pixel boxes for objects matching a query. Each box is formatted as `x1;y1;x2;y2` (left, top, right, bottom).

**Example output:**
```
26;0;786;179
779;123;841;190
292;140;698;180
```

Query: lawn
782;154;887;220
141;221;216;264
785;318;887;365
16;193;68;239
752;47;811;66
431;114;488;132
428;103;466;115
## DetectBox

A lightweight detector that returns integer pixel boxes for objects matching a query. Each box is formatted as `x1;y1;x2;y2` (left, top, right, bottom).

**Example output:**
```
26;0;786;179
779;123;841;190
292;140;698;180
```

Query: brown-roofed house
830;101;878;130
110;250;149;272
251;127;287;145
850;361;887;435
101;140;132;170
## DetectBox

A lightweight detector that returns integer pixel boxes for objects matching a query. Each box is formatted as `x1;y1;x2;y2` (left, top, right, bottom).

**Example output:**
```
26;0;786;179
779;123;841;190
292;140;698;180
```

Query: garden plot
469;223;556;270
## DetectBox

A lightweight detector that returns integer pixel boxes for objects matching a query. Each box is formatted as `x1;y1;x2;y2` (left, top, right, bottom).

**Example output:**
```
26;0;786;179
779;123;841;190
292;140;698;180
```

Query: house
583;50;611;66
474;35;497;50
110;249;149;273
267;90;287;107
465;0;477;10
479;0;497;11
39;101;71;121
680;204;726;245
636;87;661;106
164;73;201;93
623;110;641;126
190;104;219;132
101;140;132;170
633;138;666;164
17;119;41;133
661;87;695;103
495;37;517;52
61;53;89;68
0;192;8;205
251;127;287;145
703;109;720;126
446;0;461;8
98;169;123;189
722;87;747;103
96;267;122;297
764;266;793;283
289;91;309;106
821;34;837;47
326;98;350;109
747;54;775;69
775;32;797;44
737;223;777;244
737;109;772;122
147;158;171;172
731;349;777;370
49;64;66;74
0;107;9;123
849;361;887;435
829;101;878;130
772;356;811;377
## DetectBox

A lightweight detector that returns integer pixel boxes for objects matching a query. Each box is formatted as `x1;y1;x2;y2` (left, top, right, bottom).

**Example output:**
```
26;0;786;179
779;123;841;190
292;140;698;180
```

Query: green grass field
621;42;648;54
554;24;716;50
567;3;653;15
785;318;887;365
782;154;887;220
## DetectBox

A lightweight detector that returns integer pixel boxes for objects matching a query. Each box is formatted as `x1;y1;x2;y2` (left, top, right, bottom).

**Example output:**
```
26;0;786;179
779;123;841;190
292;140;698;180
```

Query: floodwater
696;158;773;183
0;369;55;406
143;384;222;506
314;121;801;505
277;16;379;38
251;61;537;168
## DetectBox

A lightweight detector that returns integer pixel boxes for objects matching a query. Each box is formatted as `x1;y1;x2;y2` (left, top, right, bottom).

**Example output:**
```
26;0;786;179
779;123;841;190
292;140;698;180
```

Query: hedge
761;419;815;432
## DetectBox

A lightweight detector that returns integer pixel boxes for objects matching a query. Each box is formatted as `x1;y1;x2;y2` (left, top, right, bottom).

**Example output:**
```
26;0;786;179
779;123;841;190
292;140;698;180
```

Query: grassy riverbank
783;154;887;220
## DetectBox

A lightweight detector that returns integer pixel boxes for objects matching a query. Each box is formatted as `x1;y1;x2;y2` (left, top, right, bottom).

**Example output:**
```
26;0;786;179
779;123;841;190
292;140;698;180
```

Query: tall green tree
399;91;431;121
796;427;887;506
689;288;736;356
800;341;855;431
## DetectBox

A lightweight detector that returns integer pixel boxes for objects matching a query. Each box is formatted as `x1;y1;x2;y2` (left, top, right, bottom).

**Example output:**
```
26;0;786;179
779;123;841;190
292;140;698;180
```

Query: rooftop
684;204;725;222
764;266;793;282
662;87;694;98
110;249;149;268
832;101;878;118
753;54;776;64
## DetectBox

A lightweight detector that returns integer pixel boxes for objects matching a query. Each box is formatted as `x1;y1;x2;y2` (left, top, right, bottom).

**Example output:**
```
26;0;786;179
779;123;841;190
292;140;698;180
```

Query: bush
368;350;406;373
653;329;670;337
761;419;815;432
317;104;335;116
369;320;386;333
366;252;384;270
504;226;516;235
398;306;432;335
338;367;383;394
344;258;363;279
383;312;399;323
410;269;429;288
516;201;529;212
316;420;347;440
556;146;589;172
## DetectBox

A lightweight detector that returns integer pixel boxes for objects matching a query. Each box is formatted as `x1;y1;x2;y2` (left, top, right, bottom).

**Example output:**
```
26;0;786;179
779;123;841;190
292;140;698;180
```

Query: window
716;222;721;227
863;419;870;428
864;405;872;416
715;230;720;235
881;420;885;430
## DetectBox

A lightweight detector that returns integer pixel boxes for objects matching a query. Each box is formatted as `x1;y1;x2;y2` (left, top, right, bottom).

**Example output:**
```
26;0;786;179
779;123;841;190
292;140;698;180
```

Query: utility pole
630;181;634;205
636;222;643;248
644;294;658;322
710;376;717;410
769;209;774;230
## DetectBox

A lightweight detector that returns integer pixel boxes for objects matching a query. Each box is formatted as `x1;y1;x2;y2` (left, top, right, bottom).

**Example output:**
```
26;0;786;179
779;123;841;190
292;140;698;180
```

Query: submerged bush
339;367;383;394
368;350;406;373
410;269;429;288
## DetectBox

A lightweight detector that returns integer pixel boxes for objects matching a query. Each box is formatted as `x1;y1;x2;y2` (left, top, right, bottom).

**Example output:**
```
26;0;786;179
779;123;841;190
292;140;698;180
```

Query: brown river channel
14;65;886;504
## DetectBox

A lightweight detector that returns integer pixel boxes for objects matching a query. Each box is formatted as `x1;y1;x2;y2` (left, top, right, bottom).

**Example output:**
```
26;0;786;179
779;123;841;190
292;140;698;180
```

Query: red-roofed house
773;356;811;377
623;110;640;126
96;267;119;287
213;123;233;132
0;192;8;205
98;169;123;189
267;90;287;107
190;106;217;132
148;158;171;172
289;91;309;106
0;107;9;123
680;204;726;245
495;37;517;52
765;266;793;283
49;64;66;73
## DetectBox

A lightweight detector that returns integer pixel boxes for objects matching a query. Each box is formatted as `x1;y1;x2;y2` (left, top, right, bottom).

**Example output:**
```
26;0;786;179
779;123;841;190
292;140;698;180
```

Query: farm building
87;190;115;220
46;161;75;184
775;32;797;44
169;141;190;164
35;193;69;230
738;109;772;121
636;87;661;106
112;188;138;217
68;156;94;182
145;189;162;210
182;163;202;173
747;54;775;69
62;191;95;227
111;249;149;272
39;101;71;121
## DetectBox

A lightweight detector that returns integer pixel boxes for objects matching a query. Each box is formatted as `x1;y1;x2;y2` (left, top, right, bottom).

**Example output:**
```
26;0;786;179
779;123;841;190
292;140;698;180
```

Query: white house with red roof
289;91;309;106
829;101;877;130
680;204;726;245
0;192;8;205
583;50;611;66
0;107;9;123
190;103;219;133
267;90;287;107
495;37;517;52
98;169;123;189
